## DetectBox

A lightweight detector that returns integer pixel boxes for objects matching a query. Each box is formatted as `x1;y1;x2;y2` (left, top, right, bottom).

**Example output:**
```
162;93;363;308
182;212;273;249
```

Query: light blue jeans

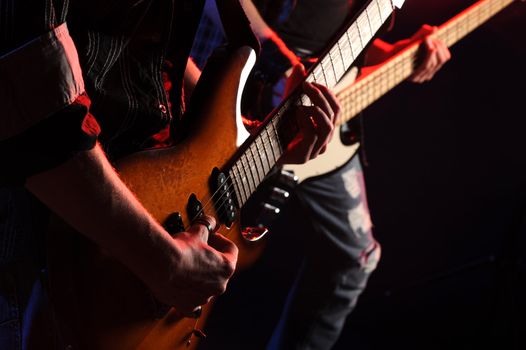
267;155;381;350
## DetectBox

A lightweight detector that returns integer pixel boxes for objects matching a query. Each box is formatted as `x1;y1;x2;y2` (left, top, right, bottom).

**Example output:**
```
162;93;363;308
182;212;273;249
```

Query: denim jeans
267;155;380;350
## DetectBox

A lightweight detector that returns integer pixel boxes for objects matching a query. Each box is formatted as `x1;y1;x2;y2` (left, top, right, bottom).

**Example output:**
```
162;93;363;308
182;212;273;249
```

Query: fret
247;143;261;185
335;41;348;75
357;8;374;42
338;37;353;71
237;158;252;203
344;29;356;65
365;5;372;32
348;24;363;59
367;1;383;30
375;0;384;23
321;57;337;87
329;46;346;81
269;118;283;158
250;141;266;183
229;168;243;207
319;62;332;86
228;168;239;206
356;18;365;49
255;134;271;174
247;148;261;190
327;51;339;85
233;161;248;205
314;66;324;83
264;125;278;165
240;153;256;195
378;0;394;22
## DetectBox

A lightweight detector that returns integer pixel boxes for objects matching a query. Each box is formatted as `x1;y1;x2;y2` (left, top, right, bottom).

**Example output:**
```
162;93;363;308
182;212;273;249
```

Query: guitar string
204;0;504;232
339;0;498;123
181;111;291;230
183;1;397;230
185;84;344;229
183;0;414;230
188;0;499;231
183;135;284;232
187;100;296;222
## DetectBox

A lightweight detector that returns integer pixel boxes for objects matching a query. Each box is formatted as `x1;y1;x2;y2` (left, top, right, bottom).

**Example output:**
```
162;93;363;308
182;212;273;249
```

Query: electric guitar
46;1;405;349
285;0;517;183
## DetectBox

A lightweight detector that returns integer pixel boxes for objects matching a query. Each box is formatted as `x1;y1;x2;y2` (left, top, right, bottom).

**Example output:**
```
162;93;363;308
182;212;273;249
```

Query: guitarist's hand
26;145;238;318
150;215;238;316
278;64;340;164
366;25;451;83
407;25;451;83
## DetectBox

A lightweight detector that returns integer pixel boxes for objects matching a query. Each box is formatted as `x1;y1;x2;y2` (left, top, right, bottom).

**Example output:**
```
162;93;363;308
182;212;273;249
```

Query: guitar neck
337;0;515;125
226;0;402;208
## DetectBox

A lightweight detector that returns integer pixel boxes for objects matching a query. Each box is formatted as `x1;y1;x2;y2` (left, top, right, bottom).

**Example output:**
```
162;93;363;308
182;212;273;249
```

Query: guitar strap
214;0;261;55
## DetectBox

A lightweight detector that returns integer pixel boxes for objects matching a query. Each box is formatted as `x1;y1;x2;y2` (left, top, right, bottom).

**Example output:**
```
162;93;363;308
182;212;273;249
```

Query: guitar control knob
191;306;202;318
278;169;299;188
164;212;185;235
262;202;280;215
270;187;290;203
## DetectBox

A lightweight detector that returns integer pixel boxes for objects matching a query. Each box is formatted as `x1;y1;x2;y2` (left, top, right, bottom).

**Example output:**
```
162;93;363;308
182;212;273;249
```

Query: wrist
251;35;299;86
263;31;300;66
126;223;182;293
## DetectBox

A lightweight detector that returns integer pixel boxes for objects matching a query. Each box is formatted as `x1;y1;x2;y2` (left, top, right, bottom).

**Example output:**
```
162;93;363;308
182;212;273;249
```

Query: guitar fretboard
337;0;515;126
227;0;398;207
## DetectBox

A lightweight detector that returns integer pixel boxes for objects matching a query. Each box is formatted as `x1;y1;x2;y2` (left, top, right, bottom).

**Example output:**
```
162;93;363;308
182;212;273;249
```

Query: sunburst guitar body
43;0;421;347
47;46;261;350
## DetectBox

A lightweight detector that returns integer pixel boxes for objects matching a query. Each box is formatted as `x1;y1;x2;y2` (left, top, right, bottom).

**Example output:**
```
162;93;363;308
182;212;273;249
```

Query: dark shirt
277;0;357;55
68;0;205;158
0;0;205;181
0;0;205;263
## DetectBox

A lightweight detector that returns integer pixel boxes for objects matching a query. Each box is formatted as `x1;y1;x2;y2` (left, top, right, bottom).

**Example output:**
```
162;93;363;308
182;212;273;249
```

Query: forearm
184;58;202;102
239;0;299;65
25;143;177;286
239;0;274;40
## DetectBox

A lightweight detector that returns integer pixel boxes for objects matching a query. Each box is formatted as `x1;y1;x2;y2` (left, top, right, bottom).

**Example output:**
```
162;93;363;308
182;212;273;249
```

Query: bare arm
240;0;300;65
184;58;202;104
26;143;237;314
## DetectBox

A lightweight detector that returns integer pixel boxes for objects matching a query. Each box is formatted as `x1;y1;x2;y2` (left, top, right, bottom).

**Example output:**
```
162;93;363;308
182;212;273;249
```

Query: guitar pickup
210;168;237;228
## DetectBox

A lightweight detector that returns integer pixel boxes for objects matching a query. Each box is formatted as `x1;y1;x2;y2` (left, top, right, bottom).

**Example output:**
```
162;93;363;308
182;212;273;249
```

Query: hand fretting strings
337;0;514;126
205;0;514;233
183;0;399;232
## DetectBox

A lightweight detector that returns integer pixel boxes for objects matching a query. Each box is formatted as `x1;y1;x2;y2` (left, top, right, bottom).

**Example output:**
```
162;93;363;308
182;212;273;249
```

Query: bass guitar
285;0;517;182
47;0;405;349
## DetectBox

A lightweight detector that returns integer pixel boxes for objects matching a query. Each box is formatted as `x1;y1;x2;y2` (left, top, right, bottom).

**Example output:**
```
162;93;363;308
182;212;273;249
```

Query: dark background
202;1;526;349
